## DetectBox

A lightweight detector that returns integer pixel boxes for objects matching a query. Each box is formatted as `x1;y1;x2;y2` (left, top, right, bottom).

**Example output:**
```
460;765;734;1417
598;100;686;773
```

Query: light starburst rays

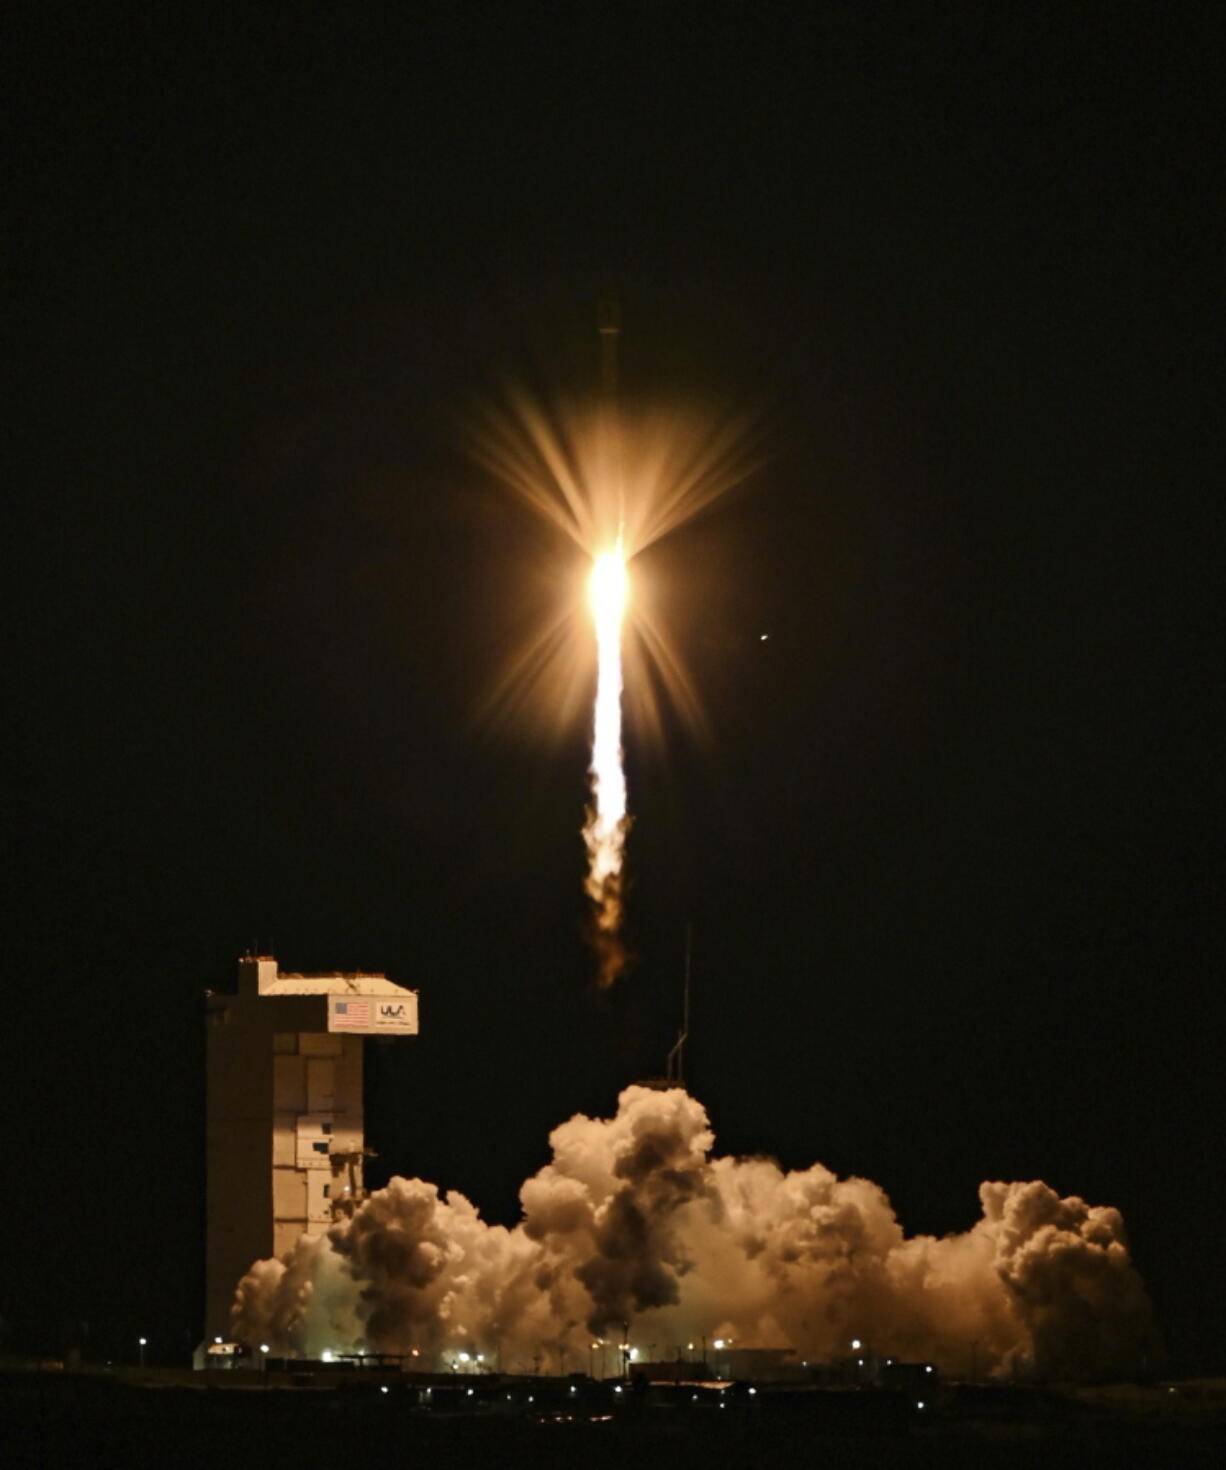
466;386;761;985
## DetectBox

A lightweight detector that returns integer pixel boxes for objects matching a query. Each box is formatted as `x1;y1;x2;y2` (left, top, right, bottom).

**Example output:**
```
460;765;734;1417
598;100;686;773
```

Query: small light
714;1339;725;1350
760;634;769;641
570;1385;576;1394
851;1339;862;1351
214;1336;223;1345
260;1344;269;1355
139;1337;147;1346
458;1352;470;1363
322;1350;333;1363
411;1349;419;1357
467;1388;473;1397
926;1364;934;1373
749;1387;757;1396
917;1400;926;1411
380;1385;388;1395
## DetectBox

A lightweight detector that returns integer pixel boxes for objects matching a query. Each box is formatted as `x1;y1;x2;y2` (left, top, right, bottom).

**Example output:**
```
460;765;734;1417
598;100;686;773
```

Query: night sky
9;8;1221;1372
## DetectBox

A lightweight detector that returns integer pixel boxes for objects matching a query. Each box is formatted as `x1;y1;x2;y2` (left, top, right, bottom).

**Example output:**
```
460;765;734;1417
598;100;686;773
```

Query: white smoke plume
233;1086;1158;1380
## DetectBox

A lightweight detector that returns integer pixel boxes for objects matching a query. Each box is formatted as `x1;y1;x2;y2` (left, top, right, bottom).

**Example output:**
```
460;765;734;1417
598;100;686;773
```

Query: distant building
203;955;418;1343
634;1347;805;1384
712;1346;806;1382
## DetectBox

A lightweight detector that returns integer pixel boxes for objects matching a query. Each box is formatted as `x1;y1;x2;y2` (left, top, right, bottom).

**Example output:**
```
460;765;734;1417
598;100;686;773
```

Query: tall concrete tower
204;955;418;1344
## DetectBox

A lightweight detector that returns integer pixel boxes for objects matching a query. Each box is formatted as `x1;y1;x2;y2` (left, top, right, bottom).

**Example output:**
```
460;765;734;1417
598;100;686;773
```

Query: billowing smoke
233;1086;1157;1380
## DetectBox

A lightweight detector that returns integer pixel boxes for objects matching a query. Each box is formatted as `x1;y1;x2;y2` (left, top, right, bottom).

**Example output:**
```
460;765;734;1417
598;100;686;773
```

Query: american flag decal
331;998;371;1029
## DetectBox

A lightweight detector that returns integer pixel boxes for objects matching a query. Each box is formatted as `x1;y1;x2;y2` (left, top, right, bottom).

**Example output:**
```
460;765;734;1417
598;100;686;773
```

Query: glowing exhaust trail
584;539;629;984
464;298;762;987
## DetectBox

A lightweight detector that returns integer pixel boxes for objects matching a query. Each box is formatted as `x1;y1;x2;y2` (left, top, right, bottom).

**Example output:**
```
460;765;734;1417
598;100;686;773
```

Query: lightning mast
665;924;692;1088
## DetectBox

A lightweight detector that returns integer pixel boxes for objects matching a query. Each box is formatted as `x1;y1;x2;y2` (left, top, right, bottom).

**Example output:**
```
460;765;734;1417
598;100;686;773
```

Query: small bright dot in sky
760;633;769;640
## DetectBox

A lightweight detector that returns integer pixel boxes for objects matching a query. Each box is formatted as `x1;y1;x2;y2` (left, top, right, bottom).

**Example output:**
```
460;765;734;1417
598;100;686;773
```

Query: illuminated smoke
232;1086;1158;1379
584;544;629;984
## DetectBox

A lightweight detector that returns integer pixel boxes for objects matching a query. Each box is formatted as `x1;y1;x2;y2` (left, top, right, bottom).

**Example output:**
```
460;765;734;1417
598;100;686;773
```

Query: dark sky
9;7;1221;1370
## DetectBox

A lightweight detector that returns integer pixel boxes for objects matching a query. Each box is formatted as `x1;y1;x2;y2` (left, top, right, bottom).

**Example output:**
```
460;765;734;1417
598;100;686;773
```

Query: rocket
597;295;621;400
597;296;624;535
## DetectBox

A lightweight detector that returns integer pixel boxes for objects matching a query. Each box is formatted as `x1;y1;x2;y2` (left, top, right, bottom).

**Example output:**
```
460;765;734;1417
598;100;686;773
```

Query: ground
6;1369;1226;1469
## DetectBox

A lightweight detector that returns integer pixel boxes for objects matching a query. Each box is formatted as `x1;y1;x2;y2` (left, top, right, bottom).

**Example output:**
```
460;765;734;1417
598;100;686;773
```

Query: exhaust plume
584;543;630;984
233;1086;1158;1379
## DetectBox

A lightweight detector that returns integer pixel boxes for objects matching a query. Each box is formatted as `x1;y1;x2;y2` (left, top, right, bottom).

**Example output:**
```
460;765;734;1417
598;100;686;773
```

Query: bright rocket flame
585;543;629;984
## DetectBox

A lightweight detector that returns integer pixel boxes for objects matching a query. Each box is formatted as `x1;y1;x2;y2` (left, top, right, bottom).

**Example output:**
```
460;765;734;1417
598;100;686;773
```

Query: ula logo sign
327;992;419;1036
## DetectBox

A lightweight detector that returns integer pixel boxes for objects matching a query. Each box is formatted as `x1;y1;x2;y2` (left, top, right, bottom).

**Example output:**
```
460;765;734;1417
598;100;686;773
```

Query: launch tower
203;954;418;1343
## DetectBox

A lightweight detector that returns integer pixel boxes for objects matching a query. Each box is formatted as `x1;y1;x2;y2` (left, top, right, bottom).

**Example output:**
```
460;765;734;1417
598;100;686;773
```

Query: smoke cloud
233;1086;1158;1379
